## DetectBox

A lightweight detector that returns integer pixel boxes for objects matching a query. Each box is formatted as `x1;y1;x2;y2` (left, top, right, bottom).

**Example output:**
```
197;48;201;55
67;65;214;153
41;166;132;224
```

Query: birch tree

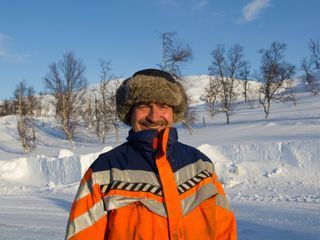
258;42;296;118
44;52;87;140
208;44;248;124
158;31;195;134
14;81;36;153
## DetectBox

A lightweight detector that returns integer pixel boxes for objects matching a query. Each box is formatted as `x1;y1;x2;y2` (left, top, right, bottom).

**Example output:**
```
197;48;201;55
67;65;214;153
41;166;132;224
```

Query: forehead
134;102;173;108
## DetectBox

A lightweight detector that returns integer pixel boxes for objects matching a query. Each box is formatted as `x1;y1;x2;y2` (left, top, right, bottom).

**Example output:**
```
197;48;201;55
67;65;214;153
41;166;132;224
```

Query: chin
140;125;167;131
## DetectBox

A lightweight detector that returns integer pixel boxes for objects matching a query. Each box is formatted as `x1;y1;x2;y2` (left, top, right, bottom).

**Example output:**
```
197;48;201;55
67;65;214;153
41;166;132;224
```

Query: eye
135;103;148;109
160;104;170;109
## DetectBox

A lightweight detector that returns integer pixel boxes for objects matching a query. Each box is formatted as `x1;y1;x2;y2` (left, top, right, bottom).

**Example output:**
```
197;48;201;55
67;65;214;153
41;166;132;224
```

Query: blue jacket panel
90;128;212;173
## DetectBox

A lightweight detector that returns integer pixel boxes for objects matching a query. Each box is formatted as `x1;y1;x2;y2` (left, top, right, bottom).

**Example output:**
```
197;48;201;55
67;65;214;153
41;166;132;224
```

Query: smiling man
131;102;174;132
65;69;237;240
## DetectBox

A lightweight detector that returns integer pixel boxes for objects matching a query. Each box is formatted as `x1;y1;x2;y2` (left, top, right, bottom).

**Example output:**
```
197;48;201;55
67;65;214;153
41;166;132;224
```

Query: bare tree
208;44;248;124
13;81;39;116
14;81;36;153
158;31;195;134
3;89;38;117
182;100;196;135
81;96;94;129
26;86;40;116
97;60;120;143
204;76;220;119
158;32;193;77
301;57;319;95
301;38;320;95
239;65;251;103
0;99;14;116
258;42;296;118
44;52;87;140
37;92;50;118
309;38;320;69
83;60;120;143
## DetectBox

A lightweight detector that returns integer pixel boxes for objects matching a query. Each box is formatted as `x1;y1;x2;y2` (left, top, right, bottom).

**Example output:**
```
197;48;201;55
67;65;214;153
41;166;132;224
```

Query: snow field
0;76;319;239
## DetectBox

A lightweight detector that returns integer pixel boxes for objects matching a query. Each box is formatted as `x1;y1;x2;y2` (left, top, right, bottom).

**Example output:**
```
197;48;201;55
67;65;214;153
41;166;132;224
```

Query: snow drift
1;139;319;192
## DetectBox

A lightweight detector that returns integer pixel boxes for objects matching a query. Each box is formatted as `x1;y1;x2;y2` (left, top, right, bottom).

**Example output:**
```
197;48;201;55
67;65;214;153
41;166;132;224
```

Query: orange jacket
65;128;236;240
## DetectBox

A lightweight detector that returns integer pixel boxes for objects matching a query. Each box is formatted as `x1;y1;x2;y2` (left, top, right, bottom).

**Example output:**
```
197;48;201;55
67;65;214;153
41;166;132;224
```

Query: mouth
142;124;165;130
139;120;168;131
145;126;164;129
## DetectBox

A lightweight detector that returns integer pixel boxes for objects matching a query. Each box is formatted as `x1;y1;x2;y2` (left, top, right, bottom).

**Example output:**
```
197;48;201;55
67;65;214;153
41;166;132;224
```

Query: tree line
0;32;319;153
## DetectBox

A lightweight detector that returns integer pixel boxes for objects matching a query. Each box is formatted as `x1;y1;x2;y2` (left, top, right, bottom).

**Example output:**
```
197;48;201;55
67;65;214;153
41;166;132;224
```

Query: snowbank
1;140;318;190
0;146;112;186
198;139;320;188
0;157;28;180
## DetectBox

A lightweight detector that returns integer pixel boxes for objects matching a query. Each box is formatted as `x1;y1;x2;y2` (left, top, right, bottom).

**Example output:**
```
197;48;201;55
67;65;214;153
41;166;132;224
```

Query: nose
146;106;161;122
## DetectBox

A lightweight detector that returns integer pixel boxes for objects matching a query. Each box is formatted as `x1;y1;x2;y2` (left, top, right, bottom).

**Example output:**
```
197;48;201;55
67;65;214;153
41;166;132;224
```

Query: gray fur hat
116;69;187;126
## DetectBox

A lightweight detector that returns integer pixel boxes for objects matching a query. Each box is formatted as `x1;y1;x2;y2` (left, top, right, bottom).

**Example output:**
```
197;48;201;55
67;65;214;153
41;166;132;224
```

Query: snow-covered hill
0;75;319;240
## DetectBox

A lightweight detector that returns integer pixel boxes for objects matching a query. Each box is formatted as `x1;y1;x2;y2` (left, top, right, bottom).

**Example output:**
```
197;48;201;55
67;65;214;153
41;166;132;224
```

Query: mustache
138;119;168;127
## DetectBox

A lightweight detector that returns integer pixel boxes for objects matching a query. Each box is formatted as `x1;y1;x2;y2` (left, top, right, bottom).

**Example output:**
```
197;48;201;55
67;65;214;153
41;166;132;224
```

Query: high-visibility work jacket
65;128;236;240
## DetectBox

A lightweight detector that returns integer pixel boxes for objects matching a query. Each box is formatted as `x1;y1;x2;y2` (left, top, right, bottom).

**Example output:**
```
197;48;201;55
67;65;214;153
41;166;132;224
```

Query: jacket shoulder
170;142;213;171
90;142;131;172
176;142;212;162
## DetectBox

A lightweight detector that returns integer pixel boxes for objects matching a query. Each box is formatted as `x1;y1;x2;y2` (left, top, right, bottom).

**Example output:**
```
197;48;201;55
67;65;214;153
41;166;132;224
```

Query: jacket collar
126;127;178;156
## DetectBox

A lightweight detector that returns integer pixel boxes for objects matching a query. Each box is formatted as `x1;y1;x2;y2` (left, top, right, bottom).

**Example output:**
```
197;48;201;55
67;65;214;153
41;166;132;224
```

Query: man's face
131;102;174;132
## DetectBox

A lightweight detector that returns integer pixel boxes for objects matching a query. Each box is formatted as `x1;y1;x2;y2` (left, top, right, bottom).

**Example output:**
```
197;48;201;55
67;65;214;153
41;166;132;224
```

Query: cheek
163;111;174;124
131;109;147;125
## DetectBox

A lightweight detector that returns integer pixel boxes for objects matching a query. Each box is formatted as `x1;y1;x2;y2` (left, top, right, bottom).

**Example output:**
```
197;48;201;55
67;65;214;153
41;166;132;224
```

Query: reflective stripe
110;168;160;186
92;170;110;185
174;159;214;185
216;194;231;211
90;162;215;197
181;182;218;215
103;195;167;217
134;183;143;191
101;185;108;193
65;199;106;240
102;180;162;196
117;182;126;189
92;160;214;188
177;170;212;194
93;168;160;187
75;178;93;201
102;183;222;217
103;195;140;211
140;198;167;217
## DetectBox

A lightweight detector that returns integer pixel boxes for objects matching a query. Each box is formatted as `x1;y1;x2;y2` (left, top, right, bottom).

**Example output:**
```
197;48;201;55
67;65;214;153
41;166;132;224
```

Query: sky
0;0;319;100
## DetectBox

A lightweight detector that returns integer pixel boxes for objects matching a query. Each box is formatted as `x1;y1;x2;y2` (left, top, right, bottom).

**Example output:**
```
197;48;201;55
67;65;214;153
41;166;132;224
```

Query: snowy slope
0;76;319;240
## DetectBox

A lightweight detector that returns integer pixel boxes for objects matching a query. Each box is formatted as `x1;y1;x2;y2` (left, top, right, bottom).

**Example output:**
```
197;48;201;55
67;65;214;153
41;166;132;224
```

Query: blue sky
0;0;319;100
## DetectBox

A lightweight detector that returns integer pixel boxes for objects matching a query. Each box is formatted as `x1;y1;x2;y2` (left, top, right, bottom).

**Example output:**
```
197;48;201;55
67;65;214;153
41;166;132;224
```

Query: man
65;69;236;240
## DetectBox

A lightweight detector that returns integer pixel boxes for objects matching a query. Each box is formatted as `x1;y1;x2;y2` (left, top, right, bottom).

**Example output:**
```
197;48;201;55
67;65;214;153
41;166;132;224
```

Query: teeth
143;125;162;129
148;126;160;129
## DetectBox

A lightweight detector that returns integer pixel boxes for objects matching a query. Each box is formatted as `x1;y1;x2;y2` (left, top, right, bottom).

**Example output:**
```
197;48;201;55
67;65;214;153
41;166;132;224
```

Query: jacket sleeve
65;168;107;240
212;172;237;240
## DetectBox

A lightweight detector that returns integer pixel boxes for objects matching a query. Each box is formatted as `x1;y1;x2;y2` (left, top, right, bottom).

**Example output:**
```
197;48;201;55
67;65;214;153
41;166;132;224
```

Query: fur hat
116;69;187;126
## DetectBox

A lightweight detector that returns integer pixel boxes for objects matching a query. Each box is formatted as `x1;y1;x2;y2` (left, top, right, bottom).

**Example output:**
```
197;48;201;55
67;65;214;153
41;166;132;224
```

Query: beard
138;119;168;129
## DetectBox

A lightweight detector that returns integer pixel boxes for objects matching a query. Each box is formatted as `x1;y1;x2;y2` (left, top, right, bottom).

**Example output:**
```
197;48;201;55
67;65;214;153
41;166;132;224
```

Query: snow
0;76;320;239
0;157;28;180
